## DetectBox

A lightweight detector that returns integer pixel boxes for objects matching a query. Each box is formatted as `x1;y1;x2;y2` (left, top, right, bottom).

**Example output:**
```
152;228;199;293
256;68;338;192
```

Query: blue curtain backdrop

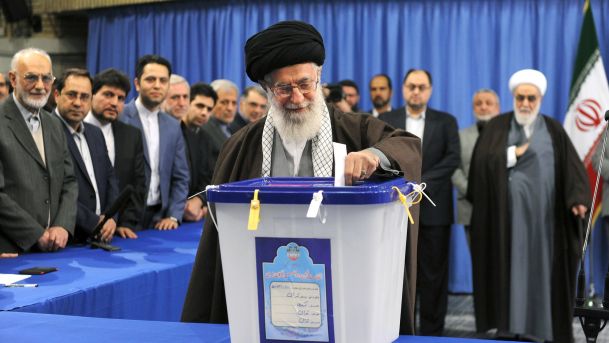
87;0;609;293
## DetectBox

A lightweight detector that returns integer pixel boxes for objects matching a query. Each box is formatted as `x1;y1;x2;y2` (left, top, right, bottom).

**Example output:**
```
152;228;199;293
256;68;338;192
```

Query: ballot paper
333;142;347;186
0;273;31;285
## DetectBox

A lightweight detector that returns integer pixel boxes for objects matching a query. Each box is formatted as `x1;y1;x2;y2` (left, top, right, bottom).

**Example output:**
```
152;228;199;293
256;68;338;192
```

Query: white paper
333;142;347;186
0;273;31;285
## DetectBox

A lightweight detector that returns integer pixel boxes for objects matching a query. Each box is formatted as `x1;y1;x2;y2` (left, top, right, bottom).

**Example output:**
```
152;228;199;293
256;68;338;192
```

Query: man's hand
0;253;18;258
117;227;138;239
515;142;530;158
183;197;204;222
344;150;380;186
37;226;69;252
154;217;179;230
99;217;117;242
571;204;588;219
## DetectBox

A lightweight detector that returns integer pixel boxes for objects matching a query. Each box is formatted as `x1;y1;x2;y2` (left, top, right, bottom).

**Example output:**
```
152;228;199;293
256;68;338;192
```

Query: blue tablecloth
0;312;518;343
0;221;203;321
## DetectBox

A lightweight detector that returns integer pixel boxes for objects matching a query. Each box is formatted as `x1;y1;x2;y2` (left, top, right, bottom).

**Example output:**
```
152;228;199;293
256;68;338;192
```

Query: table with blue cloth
0;221;203;321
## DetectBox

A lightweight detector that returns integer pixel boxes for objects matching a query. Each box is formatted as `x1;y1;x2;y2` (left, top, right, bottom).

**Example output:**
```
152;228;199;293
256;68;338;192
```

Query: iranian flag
563;0;609;217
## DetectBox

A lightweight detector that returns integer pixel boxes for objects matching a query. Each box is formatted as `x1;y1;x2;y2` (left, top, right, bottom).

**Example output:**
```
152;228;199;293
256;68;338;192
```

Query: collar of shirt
372;106;391;118
84;111;112;133
135;96;160;119
406;108;426;120
54;110;85;135
13;92;40;122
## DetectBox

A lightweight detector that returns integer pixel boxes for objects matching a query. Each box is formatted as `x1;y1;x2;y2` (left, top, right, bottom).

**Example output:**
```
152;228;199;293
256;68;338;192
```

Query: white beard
475;113;494;122
17;83;50;110
513;99;540;126
268;87;325;146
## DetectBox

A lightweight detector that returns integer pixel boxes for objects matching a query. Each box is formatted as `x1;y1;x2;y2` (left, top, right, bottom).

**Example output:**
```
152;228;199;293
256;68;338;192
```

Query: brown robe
467;112;590;343
181;106;422;335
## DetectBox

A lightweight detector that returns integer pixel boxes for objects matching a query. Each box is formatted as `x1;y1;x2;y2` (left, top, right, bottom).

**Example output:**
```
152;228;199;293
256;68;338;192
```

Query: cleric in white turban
467;67;590;342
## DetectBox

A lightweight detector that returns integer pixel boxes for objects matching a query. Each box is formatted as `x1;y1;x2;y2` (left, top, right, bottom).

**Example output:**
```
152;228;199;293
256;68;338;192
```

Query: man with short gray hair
162;74;190;120
228;85;268;134
0;48;78;253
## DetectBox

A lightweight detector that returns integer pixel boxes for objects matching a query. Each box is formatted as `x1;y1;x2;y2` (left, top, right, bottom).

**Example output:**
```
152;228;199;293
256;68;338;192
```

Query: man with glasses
468;69;589;342
380;68;460;336
0;72;9;102
228;85;268;134
182;20;422;335
54;69;118;243
0;48;78;253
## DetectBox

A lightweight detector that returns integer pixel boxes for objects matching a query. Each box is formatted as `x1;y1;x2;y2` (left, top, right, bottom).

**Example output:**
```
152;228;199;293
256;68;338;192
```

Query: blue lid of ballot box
206;177;412;205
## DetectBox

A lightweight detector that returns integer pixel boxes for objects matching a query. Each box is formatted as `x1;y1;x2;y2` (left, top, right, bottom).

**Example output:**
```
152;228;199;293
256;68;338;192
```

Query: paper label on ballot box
256;238;334;342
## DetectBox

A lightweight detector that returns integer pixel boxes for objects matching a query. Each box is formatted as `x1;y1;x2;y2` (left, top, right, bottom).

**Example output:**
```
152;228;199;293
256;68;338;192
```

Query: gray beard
513;99;540;126
269;87;325;145
17;86;50;110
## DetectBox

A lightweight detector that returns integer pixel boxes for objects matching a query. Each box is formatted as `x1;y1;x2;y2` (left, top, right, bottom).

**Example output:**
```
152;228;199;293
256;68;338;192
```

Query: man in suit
162;74;190;120
120;54;189;230
0;48;78;253
228;85;268;134
54;69;119;242
180;83;217;222
369;74;393;117
85;68;148;239
451;89;500;243
202;79;239;172
379;68;460;336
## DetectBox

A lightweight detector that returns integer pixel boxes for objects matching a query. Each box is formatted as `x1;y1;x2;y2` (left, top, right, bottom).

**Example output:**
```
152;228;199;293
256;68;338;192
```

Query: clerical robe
181;106;422;334
468;112;590;343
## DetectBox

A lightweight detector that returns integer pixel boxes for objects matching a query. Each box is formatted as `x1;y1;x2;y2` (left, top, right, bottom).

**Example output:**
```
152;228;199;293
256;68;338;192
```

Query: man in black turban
182;20;422;337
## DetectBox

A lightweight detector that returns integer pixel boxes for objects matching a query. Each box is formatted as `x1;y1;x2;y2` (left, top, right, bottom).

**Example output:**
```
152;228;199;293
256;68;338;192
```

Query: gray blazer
592;140;609;217
451;124;479;226
0;96;78;252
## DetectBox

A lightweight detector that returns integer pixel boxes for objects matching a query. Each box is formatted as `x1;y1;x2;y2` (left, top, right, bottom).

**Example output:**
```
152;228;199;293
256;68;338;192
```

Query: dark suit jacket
379;107;460;225
61;120;118;240
228;113;248;135
120;100;189;224
0;96;78;252
201;116;229;173
112;120;147;229
181;122;212;201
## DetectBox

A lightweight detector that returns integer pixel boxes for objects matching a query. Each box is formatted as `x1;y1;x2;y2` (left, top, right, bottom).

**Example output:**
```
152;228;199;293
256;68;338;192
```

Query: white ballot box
207;177;412;343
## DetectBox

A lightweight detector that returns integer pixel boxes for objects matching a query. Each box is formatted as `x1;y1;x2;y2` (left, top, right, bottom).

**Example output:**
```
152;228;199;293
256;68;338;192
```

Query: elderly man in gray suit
0;48;78;253
451;88;500;241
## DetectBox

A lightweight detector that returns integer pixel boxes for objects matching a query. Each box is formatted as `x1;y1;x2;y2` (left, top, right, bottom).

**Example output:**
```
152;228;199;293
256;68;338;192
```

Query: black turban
245;20;325;82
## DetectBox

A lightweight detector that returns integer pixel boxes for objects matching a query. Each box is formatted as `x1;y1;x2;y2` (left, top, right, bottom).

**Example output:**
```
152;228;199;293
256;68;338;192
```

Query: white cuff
507;146;517;168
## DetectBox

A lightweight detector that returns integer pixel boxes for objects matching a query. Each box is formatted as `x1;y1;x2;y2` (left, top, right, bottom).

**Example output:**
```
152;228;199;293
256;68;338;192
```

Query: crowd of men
0;19;593;343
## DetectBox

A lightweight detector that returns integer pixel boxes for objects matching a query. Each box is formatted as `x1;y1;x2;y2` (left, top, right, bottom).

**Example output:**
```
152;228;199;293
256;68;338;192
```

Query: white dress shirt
406;109;426;142
136;98;161;206
371;106;391;118
55;111;101;214
84;112;115;166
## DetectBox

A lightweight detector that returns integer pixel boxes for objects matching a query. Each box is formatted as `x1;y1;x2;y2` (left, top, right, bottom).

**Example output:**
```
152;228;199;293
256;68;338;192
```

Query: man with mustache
54;68;118;243
182;20;422;334
85;68;147;239
468;69;589;342
368;73;393;117
0;48;78;253
120;55;189;231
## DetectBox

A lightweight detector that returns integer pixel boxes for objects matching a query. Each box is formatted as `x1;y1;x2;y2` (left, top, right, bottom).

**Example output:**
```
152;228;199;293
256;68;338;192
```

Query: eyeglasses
22;73;55;86
270;79;318;98
515;94;537;103
405;84;430;92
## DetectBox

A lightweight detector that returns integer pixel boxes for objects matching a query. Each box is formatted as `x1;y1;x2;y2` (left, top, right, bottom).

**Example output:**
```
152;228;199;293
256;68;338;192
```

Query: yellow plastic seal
392;186;422;225
248;189;261;230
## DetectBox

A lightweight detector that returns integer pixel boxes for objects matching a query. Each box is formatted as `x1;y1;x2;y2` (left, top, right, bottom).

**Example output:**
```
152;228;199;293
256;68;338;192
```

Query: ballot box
207;177;412;343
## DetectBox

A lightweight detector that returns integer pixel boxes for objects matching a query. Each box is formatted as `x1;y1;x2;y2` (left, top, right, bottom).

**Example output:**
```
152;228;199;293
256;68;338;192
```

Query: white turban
508;69;547;96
